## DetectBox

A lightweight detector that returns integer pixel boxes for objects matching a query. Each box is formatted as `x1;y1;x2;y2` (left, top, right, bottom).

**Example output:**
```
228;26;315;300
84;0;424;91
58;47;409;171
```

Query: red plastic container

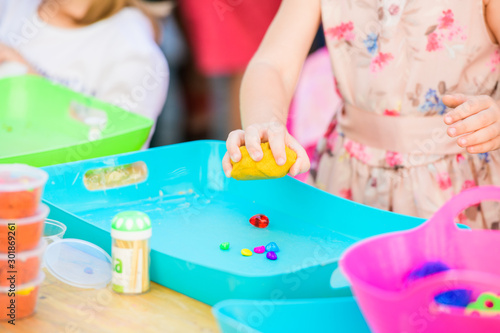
0;240;46;287
0;164;48;219
0;204;49;253
0;272;44;321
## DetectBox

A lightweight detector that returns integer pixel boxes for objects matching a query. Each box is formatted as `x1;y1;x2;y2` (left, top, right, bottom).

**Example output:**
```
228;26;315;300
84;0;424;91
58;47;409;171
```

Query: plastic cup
0;204;49;253
0;272;45;321
43;219;67;244
0;164;49;219
0;240;46;287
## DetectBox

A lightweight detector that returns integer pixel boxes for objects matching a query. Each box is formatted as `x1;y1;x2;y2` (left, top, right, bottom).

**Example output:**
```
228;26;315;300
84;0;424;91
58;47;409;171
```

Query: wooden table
1;269;219;333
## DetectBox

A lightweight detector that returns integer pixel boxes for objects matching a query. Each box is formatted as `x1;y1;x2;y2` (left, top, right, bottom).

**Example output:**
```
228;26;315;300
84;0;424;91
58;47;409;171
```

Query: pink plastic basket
340;186;500;333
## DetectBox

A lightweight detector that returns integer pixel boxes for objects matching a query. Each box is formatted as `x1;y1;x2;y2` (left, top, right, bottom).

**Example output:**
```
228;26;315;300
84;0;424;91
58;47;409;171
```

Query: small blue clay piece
265;242;280;253
406;261;450;283
435;289;472;307
406;261;472;308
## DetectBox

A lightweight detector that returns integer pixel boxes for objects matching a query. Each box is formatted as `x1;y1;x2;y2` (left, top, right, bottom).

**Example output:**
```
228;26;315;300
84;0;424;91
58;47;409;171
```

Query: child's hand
0;43;35;73
443;94;500;154
222;121;310;178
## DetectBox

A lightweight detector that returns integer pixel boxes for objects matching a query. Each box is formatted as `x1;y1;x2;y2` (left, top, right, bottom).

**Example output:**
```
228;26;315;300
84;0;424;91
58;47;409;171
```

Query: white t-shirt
0;0;169;123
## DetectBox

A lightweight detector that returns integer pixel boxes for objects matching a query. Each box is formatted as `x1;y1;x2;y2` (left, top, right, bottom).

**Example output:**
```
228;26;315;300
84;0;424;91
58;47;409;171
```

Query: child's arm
485;0;500;44
0;43;36;74
442;0;500;154
222;0;321;178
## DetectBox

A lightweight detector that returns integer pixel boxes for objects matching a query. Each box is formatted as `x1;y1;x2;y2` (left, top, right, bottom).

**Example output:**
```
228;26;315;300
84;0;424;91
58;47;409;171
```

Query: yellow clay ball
231;142;297;181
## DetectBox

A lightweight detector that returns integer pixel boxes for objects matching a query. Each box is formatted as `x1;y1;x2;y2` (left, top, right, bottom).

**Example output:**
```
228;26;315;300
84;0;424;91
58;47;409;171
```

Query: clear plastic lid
44;239;112;289
0;164;48;192
0;204;49;226
0;272;45;293
0;239;46;261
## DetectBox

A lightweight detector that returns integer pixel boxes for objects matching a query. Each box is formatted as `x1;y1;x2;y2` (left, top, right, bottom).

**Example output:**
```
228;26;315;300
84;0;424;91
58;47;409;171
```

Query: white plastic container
111;211;152;294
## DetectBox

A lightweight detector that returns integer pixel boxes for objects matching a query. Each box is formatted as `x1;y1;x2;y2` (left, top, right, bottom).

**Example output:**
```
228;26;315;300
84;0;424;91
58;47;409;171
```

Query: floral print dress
312;0;500;229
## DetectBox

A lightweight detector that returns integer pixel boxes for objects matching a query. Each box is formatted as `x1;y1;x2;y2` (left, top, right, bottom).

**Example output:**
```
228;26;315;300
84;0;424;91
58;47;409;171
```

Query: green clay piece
466;293;500;314
220;242;230;250
112;211;151;232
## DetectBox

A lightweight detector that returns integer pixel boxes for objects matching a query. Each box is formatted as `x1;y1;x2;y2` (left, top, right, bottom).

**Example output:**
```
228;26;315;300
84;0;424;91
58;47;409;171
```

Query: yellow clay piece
241;249;253;256
17;286;34;296
231;142;297;181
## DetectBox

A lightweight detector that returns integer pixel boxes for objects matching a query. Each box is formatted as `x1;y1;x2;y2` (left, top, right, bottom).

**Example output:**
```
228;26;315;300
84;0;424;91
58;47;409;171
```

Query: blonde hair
76;0;161;43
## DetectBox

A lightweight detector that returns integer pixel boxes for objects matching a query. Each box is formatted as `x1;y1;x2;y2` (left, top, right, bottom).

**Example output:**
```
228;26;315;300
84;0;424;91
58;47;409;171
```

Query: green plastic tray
0;75;153;167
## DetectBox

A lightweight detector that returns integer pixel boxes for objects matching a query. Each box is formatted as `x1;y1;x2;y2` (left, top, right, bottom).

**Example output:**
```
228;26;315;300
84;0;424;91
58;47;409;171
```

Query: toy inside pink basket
340;186;500;333
287;47;342;182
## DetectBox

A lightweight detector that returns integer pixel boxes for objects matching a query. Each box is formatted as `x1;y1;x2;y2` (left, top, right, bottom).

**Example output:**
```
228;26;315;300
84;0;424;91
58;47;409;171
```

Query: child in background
143;0;188;146
223;0;500;230
0;0;168;142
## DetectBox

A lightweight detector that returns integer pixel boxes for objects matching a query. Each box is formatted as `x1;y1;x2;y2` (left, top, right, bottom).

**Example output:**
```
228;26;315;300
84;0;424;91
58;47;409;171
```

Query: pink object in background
287;47;342;182
340;186;500;333
178;0;281;75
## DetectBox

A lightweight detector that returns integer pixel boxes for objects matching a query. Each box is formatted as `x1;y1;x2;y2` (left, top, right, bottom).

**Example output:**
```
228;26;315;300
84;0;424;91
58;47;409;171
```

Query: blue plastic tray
42;140;425;305
213;297;371;333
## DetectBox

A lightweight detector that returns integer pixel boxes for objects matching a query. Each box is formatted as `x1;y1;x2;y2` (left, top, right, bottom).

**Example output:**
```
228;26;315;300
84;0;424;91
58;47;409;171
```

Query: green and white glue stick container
111;211;152;294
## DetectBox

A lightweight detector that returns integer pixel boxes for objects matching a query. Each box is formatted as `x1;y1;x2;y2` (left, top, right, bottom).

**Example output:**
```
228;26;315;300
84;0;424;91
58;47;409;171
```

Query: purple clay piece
266;251;278;260
254;246;266;254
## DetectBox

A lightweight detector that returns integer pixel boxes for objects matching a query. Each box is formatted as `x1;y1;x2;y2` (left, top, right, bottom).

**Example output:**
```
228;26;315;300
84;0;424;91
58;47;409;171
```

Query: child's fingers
226;129;245;162
244;125;264;161
444;95;493;125
288;157;310;177
466;137;500;154
222;153;233;178
442;94;468;109
267;122;287;166
456;123;500;148
0;46;17;64
447;108;497;137
286;134;310;176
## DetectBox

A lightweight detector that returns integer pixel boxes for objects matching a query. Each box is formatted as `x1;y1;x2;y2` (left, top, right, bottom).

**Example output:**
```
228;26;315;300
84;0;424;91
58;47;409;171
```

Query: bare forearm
238;0;321;130
240;60;291;129
223;0;321;177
